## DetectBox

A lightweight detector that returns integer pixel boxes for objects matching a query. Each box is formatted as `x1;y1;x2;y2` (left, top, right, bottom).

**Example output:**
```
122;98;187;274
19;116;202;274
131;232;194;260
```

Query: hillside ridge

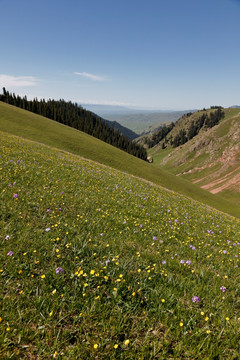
0;89;145;159
0;101;239;218
150;108;240;206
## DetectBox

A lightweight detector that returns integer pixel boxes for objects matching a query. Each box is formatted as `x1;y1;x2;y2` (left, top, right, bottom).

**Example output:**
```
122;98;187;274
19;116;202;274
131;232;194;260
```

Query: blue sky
0;0;240;110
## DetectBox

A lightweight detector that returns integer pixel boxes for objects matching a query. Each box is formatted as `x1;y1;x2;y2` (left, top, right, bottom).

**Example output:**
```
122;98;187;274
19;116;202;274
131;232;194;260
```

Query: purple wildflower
153;236;157;241
180;260;185;264
192;296;200;303
7;251;13;256
186;260;191;265
222;250;227;254
56;267;63;274
220;286;226;292
162;260;166;265
13;193;18;198
45;227;51;232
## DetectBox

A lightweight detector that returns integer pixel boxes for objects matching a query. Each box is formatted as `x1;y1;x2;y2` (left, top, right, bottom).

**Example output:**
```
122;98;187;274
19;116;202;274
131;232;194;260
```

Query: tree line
144;122;175;148
171;108;225;148
0;88;147;161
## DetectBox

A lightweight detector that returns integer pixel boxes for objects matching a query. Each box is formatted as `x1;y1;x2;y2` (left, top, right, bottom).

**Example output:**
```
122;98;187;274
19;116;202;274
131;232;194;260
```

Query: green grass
1;131;240;359
149;108;240;210
0;101;239;218
148;147;172;163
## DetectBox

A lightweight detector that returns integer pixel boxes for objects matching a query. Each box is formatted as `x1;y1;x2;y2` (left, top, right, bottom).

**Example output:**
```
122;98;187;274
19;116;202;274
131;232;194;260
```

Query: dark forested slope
0;88;146;160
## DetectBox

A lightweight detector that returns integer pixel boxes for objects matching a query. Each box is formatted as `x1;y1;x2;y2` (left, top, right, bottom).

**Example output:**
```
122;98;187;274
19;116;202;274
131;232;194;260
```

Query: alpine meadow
1;0;240;358
1;103;240;359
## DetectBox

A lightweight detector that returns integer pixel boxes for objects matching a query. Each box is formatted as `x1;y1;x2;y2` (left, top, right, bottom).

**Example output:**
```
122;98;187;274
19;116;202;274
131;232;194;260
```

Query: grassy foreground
0;101;239;219
1;131;240;359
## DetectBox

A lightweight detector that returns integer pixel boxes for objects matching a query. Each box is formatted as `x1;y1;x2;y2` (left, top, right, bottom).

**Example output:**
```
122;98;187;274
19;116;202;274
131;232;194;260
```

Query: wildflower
220;286;226;292
205;316;209;321
180;260;185;264
225;317;229;321
53;351;58;358
93;344;98;349
161;299;165;303
179;322;183;327
7;251;13;256
114;344;118;349
5;235;10;240
186;260;191;265
13;193;18;198
192;296;200;303
41;275;46;279
52;289;57;295
124;339;130;345
45;227;51;232
206;330;211;334
56;267;63;274
162;260;166;265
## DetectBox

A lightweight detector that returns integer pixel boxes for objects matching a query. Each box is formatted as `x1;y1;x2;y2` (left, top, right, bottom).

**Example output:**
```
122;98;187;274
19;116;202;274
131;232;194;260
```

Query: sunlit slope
150;108;240;206
1;132;240;359
0;101;239;218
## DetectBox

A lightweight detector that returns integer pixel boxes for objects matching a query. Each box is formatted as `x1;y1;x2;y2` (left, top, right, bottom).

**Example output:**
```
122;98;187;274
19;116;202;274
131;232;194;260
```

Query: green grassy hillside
1;131;240;359
0;101;239;218
149;108;240;207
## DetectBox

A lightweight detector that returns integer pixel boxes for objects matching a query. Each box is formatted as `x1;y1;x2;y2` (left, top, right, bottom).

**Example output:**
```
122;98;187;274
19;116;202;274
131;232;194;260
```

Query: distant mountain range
81;104;193;135
102;118;138;140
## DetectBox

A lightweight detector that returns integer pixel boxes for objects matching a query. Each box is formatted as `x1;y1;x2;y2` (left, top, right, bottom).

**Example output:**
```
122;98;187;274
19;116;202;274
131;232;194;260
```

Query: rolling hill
0;101;239;218
149;107;240;206
1;101;240;358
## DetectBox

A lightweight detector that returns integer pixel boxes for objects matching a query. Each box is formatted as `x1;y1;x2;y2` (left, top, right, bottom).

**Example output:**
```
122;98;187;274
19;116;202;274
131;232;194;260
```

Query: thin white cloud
74;72;109;82
0;74;38;87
